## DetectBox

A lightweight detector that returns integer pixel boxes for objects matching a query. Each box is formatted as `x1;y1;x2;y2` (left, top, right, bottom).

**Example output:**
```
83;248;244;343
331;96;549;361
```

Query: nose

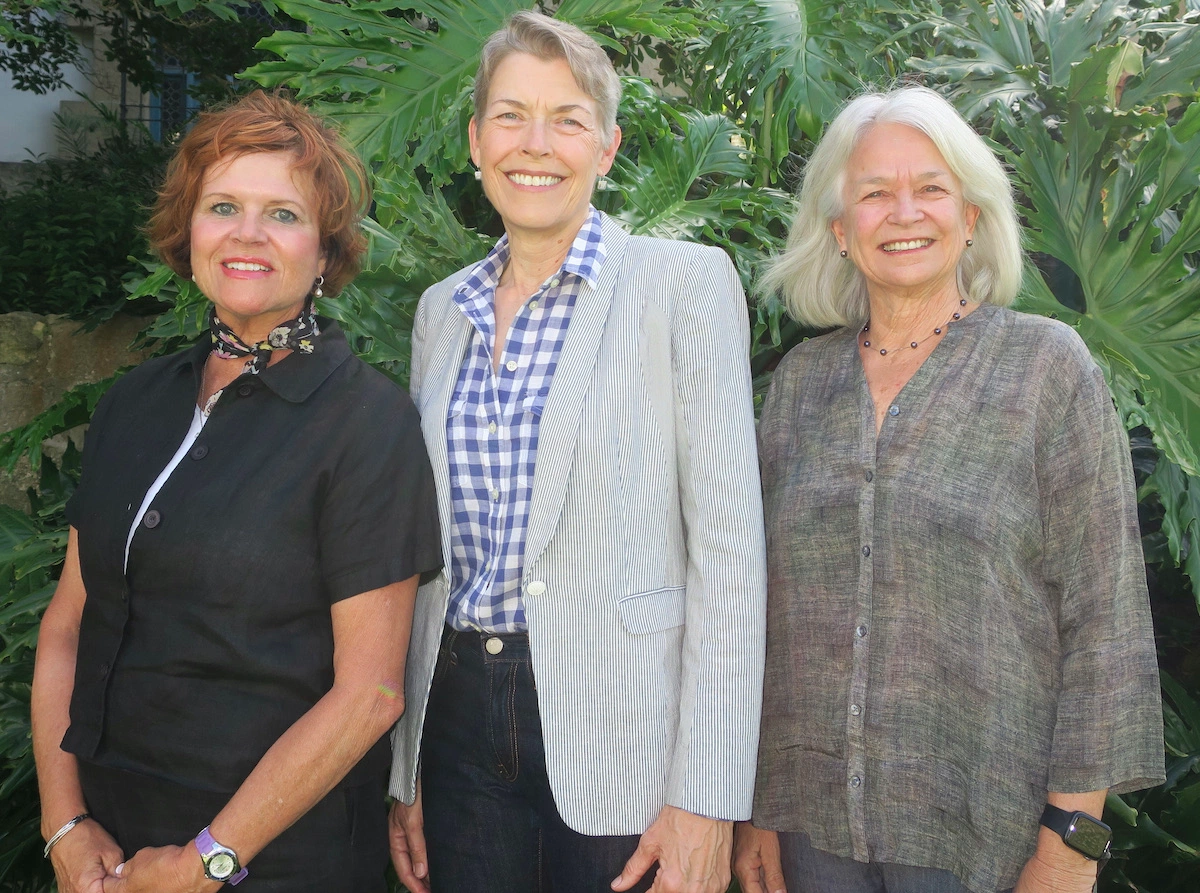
520;118;552;157
233;211;266;243
889;191;922;224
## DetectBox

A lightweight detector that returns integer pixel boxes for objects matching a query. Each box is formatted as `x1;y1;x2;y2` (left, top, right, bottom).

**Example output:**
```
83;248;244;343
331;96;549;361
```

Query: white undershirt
124;406;209;572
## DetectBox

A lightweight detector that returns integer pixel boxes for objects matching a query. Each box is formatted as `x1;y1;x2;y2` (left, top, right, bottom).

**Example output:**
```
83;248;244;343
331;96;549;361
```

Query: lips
881;239;933;252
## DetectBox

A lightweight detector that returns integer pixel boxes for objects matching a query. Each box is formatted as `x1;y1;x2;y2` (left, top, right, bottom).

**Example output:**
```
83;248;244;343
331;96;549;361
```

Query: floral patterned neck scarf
209;299;320;376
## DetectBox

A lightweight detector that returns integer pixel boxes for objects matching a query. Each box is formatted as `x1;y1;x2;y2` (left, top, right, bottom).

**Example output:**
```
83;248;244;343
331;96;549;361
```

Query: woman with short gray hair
735;86;1164;893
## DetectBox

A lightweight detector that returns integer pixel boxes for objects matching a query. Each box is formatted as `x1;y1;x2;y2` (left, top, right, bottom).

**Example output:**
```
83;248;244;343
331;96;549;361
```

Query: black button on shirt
64;321;442;793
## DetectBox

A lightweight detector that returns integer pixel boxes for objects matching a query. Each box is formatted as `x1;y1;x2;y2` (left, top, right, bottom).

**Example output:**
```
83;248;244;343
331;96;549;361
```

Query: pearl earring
313;275;324;298
839;250;848;258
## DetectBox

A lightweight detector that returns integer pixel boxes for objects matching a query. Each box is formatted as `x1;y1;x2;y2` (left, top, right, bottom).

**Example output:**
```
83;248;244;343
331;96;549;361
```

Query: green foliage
0;455;73;893
0;108;169;321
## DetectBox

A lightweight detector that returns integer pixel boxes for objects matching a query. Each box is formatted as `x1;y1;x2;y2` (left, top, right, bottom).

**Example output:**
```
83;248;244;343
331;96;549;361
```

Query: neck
501;217;587;298
865;284;965;340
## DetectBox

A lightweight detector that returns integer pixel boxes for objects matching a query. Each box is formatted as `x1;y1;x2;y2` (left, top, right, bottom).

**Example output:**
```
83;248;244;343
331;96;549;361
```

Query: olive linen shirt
754;303;1164;893
63;321;442;793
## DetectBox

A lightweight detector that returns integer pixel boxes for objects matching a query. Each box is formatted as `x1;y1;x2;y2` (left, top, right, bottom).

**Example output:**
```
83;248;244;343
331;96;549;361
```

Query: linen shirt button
485;637;504;655
143;510;161;529
190;444;208;460
488;422;497;434
861;545;871;557
549;278;560;288
850;775;862;788
526;580;547;596
850;704;862;716
99;662;110;678
855;625;868;638
237;383;253;397
490;489;500;501
864;470;873;482
505;360;518;372
529;300;539;310
888;404;900;417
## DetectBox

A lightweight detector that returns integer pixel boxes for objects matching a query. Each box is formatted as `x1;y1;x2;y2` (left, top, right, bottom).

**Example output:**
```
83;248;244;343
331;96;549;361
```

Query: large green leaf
1004;101;1200;472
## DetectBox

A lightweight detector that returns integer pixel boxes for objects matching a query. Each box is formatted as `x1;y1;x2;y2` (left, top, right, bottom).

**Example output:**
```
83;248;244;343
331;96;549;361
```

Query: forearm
32;623;87;836
207;677;404;864
31;541;89;838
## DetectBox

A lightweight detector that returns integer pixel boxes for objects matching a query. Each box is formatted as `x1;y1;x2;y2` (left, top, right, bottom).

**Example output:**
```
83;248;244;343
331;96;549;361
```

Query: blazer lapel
420;292;473;557
524;218;630;566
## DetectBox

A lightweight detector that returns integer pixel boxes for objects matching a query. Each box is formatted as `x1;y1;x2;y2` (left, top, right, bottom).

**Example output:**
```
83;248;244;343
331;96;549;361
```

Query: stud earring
966;239;974;247
313;275;324;299
839;250;848;258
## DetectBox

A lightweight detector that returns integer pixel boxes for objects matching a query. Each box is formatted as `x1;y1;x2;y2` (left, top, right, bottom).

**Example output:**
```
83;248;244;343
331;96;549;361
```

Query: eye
211;201;236;216
271;208;299;224
922;184;946;194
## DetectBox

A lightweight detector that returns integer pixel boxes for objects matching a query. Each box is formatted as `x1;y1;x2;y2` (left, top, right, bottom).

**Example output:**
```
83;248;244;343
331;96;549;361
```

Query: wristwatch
194;826;248;885
1039;804;1112;862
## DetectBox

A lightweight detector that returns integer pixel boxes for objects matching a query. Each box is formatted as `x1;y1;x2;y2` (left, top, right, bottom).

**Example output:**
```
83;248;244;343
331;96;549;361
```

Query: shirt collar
454;206;608;306
182;316;353;405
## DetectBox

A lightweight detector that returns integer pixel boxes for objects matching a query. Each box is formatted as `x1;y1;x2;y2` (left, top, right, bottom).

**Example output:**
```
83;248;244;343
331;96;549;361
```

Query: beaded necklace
861;298;968;357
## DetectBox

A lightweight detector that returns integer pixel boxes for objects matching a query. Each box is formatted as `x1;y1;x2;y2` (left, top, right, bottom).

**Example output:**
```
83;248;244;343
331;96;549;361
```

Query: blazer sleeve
663;244;768;820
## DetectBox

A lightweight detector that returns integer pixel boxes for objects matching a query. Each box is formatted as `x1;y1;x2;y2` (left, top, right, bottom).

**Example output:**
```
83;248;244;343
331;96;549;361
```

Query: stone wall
0;312;152;511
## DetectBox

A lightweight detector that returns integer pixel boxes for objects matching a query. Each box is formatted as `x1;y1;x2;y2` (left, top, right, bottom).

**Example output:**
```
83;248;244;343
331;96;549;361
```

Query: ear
965;202;981;238
468;116;480;169
596;124;622;176
831;218;846;253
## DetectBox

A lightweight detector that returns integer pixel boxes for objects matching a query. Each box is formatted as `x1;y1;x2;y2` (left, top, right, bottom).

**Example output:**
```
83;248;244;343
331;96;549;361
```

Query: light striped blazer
388;215;767;835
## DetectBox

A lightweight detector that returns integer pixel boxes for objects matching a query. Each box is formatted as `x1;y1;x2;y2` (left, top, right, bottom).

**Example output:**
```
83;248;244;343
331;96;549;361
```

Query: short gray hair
474;11;621;144
760;86;1023;328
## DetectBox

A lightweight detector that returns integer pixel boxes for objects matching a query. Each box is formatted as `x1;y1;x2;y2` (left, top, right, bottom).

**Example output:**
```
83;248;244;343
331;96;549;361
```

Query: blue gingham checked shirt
445;208;606;632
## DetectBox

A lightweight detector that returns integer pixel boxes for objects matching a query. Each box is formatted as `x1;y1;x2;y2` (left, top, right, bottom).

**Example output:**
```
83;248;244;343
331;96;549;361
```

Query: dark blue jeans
421;627;653;893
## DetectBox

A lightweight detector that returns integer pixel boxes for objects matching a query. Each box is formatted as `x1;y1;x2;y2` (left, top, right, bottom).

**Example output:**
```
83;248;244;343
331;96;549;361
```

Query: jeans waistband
442;625;530;662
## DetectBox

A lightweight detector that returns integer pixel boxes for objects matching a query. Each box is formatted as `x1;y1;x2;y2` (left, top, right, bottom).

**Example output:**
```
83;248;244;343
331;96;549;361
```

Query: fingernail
415;863;426;878
115;863;125;876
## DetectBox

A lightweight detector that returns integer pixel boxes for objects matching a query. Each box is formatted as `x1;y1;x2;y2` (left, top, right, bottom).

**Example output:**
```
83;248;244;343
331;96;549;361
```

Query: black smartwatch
1039;803;1112;862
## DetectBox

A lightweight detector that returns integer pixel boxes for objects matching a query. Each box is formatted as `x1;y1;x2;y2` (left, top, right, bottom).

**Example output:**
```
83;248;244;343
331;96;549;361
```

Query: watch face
1066;814;1112;859
208;852;236;879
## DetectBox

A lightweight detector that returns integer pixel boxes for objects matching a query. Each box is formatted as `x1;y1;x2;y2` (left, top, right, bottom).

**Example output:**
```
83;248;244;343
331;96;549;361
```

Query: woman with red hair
31;91;441;893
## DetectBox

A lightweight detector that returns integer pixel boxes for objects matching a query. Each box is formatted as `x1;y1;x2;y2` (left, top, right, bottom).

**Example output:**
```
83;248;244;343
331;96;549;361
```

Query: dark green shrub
0;110;169;322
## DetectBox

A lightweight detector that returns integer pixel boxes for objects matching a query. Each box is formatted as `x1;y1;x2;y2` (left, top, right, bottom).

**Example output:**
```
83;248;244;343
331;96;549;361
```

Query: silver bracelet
43;813;91;859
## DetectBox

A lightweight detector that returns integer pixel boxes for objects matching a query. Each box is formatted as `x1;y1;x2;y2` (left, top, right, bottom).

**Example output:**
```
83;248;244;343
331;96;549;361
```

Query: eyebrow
854;170;950;185
490;98;591;116
199;191;303;205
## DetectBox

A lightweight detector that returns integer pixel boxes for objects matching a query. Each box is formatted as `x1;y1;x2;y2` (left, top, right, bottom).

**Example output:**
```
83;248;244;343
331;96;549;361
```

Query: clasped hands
49;821;219;893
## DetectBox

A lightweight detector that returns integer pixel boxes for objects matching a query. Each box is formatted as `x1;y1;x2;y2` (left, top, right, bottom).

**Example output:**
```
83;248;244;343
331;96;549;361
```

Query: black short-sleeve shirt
63;320;442;793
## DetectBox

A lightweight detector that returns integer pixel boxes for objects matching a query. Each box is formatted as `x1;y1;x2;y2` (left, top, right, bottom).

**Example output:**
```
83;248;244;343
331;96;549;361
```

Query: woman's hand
389;782;429;893
100;844;220;893
48;819;124;893
732;821;787;893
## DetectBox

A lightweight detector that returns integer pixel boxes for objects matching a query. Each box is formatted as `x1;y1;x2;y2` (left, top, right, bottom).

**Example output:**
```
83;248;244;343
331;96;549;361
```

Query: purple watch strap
194;826;248;885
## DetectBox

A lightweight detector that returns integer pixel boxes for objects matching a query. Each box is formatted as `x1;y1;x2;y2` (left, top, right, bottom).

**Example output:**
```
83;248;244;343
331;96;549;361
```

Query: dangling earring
965;239;974;247
839;249;848;258
595;175;614;192
191;274;197;282
313;275;324;298
473;168;482;181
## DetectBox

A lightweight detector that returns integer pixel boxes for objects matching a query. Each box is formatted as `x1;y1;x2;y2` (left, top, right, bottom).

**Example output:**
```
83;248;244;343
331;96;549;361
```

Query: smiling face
832;123;979;304
189;150;325;342
469;52;621;244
